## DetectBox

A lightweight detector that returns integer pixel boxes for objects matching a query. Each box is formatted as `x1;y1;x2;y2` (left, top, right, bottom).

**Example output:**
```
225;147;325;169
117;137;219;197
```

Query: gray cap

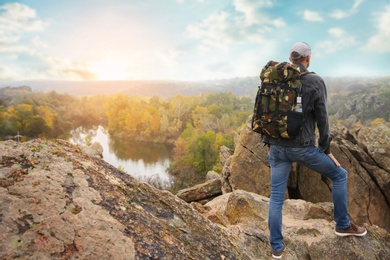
290;42;311;60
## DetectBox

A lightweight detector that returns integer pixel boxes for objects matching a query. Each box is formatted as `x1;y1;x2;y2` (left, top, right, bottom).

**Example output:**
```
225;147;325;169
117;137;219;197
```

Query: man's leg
268;145;292;253
291;146;350;229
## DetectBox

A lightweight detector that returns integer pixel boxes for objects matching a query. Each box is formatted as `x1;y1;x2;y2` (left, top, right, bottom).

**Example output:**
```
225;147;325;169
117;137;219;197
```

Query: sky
0;0;389;81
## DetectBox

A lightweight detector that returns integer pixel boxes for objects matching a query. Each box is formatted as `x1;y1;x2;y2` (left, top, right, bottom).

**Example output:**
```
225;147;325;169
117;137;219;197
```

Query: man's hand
327;153;341;167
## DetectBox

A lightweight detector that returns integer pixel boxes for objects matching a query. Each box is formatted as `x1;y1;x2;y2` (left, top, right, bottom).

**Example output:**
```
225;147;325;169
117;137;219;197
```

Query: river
69;126;174;189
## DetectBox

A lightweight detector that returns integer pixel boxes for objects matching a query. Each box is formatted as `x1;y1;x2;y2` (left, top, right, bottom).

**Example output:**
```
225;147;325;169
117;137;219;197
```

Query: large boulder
228;120;271;196
176;178;222;203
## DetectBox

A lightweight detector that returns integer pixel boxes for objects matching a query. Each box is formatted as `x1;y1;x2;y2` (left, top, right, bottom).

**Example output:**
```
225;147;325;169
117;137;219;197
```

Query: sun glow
91;60;130;80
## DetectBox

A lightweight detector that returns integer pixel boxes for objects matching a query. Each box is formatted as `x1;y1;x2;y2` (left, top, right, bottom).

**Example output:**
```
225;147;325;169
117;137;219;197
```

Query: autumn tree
8;104;34;135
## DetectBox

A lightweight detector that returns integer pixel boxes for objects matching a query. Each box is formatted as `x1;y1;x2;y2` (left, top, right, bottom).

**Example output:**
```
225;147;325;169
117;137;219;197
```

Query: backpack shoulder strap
297;71;313;94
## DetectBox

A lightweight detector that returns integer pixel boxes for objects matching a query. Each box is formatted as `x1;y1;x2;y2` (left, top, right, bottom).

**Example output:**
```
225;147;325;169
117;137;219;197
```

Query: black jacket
262;63;332;154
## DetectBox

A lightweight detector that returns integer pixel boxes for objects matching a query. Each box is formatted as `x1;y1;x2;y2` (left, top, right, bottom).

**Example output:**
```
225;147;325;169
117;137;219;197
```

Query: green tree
26;116;49;137
192;131;216;173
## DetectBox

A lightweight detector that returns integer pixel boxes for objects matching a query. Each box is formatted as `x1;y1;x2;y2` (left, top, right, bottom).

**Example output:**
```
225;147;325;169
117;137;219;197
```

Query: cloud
31;36;48;48
330;10;348;20
0;44;30;54
61;69;97;80
351;0;364;11
185;11;236;51
330;0;364;19
158;48;185;67
233;0;273;25
0;2;47;37
0;3;41;51
315;28;356;55
328;28;345;38
0;3;95;81
0;66;18;80
303;10;324;22
191;40;279;80
0;2;49;57
0;1;50;80
184;0;285;51
362;5;390;52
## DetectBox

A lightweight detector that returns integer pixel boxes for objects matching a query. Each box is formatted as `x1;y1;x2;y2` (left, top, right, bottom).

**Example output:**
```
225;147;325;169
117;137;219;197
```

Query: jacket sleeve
314;78;332;154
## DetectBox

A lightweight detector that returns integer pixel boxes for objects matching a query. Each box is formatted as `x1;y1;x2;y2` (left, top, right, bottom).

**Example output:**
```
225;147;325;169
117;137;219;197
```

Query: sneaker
271;244;286;259
335;223;367;237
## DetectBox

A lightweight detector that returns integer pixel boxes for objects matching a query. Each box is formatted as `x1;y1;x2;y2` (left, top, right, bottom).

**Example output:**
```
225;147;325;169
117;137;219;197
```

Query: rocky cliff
223;119;390;232
1;139;389;259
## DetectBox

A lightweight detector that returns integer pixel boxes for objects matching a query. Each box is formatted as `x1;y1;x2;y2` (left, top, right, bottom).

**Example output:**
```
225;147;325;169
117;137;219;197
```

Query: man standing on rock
263;42;367;259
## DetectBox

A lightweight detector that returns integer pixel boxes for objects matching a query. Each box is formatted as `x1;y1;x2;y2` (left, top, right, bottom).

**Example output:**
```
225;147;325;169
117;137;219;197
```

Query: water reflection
69;126;174;189
109;137;173;163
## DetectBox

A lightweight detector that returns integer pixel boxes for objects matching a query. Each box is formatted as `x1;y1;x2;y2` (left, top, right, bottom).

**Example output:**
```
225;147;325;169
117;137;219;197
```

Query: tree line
0;86;106;140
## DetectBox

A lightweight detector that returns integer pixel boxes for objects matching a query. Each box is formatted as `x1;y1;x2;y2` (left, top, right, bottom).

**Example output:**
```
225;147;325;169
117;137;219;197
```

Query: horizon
2;74;390;85
1;0;389;82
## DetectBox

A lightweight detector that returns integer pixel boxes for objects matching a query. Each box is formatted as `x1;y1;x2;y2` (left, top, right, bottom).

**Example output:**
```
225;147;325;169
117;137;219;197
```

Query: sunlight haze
1;0;389;81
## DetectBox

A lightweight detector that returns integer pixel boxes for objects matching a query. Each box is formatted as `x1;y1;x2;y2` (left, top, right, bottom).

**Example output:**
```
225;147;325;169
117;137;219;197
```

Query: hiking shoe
335;223;367;237
271;244;286;259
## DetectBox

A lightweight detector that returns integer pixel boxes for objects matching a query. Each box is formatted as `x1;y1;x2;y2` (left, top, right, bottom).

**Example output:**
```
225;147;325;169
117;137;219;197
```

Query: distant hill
0;78;259;97
2;76;389;98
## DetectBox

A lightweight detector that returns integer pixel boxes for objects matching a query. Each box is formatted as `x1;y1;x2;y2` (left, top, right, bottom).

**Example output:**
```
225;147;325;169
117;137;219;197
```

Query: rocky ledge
1;139;389;259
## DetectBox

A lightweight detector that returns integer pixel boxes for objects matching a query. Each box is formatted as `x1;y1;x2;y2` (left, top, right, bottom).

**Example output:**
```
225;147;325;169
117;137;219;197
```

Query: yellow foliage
370;118;386;127
36;106;56;128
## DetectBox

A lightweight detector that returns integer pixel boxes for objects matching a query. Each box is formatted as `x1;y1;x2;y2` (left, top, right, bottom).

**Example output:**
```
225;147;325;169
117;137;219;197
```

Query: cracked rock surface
0;140;134;259
0;139;255;259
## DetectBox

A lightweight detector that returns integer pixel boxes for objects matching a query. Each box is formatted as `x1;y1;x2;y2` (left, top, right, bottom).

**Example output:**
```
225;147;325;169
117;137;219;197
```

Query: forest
0;86;253;187
1;77;389;190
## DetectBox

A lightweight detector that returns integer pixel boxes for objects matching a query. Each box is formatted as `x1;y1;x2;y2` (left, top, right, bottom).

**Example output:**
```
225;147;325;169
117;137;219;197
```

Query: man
263;42;367;259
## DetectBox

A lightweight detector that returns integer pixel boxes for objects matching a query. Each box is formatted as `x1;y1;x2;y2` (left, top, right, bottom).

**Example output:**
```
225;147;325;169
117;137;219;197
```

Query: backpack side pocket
286;111;303;138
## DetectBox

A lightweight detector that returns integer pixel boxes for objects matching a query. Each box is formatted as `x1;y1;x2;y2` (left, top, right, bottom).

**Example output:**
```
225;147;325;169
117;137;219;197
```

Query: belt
263;136;315;148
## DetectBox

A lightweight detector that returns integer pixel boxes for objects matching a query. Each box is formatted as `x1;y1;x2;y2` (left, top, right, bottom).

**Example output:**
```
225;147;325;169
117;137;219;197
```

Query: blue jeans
268;145;350;252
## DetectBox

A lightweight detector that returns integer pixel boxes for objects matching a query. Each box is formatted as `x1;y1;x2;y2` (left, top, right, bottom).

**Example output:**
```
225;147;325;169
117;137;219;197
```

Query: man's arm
314;78;341;166
314;78;332;154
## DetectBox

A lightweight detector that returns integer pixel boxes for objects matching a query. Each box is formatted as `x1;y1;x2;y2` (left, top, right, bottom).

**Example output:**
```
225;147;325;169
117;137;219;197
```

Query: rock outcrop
1;139;389;259
0;139;251;259
224;119;390;232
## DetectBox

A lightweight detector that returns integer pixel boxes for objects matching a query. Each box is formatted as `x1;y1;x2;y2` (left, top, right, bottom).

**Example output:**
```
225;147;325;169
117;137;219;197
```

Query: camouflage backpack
252;60;308;139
